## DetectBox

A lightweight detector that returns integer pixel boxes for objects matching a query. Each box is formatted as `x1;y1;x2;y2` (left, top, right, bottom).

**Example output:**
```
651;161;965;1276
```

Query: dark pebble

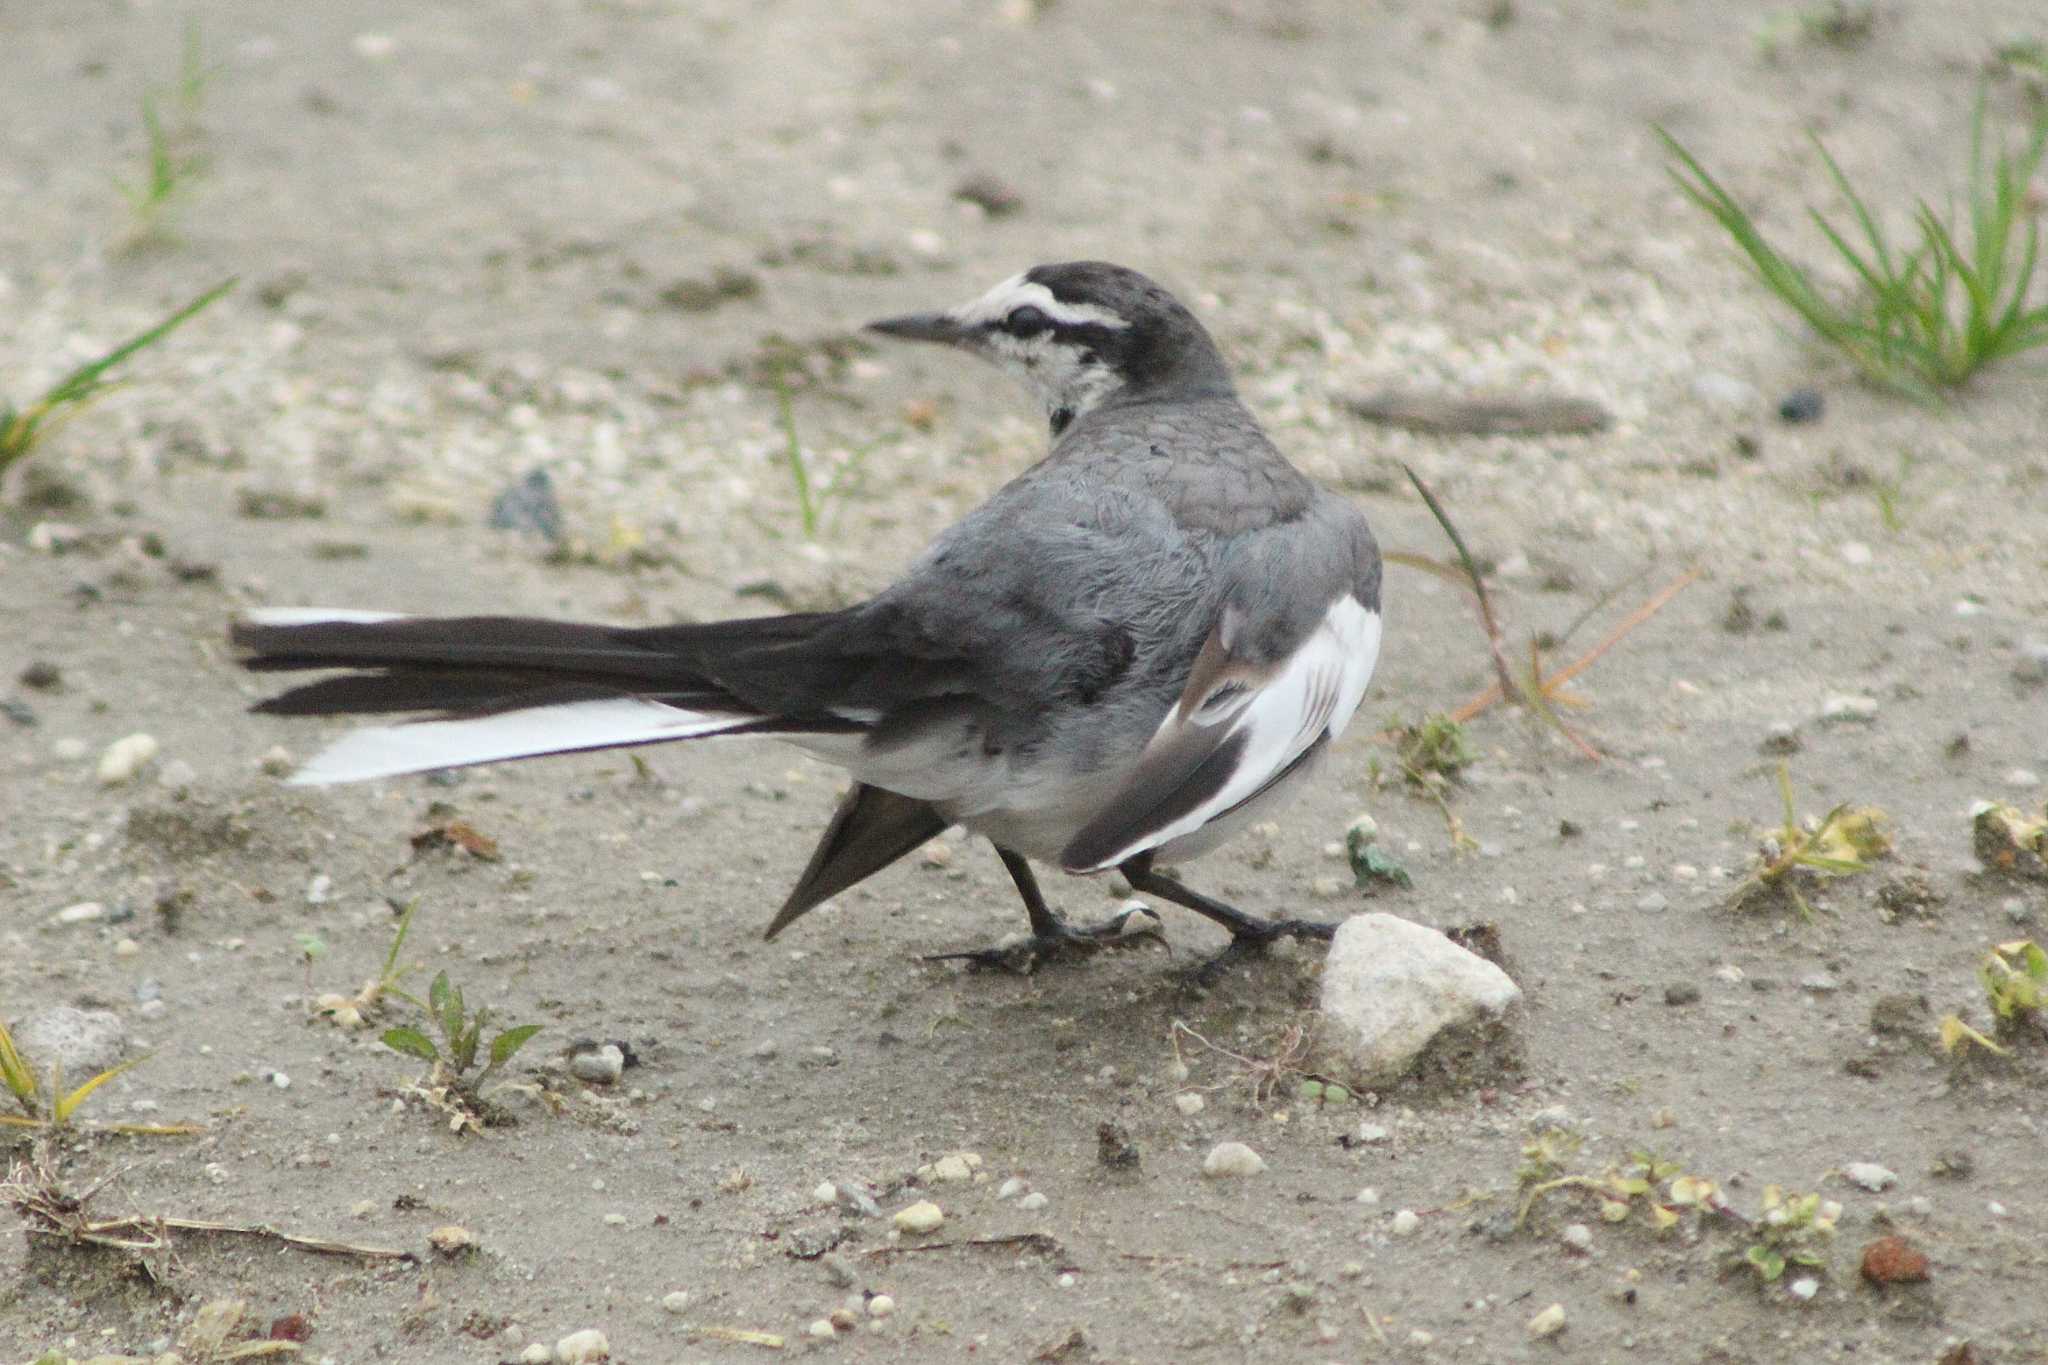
488;467;564;541
1;699;35;727
1778;388;1824;424
19;661;62;691
1664;982;1702;1007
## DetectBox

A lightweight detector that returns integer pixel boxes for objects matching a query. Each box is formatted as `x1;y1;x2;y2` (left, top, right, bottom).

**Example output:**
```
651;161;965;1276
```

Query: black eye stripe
1003;304;1052;337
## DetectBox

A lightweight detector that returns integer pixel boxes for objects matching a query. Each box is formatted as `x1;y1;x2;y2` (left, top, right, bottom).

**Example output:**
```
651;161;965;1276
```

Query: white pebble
1391;1208;1421;1236
662;1290;689;1314
1526;1302;1566;1338
1201;1141;1266;1178
1787;1276;1819;1301
813;1181;839;1204
928;1154;973;1184
259;745;295;776
2005;768;2042;788
305;873;334;905
1355;1187;1380;1207
568;1044;625;1084
114;936;140;957
1845;1162;1897;1192
1561;1223;1592;1252
518;1346;551;1365
1357;1122;1390;1144
53;737;89;761
96;733;160;785
1017;1192;1049;1212
1988;1200;2008;1218
806;1318;837;1340
156;758;197;789
892;1200;944;1235
1309;873;1344;899
1840;541;1873;566
555;1330;609;1364
1408;1328;1436;1346
352;31;397;58
1821;694;1879;722
1636;892;1669;913
55;901;106;925
1057;1272;1077;1288
1174;1092;1205;1116
602;1212;626;1226
995;1177;1027;1200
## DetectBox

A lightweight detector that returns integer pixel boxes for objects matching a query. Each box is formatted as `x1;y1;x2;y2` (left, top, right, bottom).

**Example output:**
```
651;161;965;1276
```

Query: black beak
865;312;970;345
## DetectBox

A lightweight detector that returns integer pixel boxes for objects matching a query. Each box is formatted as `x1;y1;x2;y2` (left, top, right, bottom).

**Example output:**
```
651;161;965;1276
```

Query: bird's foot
925;903;1168;974
1186;917;1338;987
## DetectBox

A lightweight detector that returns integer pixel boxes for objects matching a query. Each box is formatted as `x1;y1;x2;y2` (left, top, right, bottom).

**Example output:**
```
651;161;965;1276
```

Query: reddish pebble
1859;1235;1931;1285
269;1313;314;1342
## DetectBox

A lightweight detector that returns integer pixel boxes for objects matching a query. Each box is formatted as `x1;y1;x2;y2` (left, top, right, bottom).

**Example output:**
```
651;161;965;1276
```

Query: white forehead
949;273;1132;330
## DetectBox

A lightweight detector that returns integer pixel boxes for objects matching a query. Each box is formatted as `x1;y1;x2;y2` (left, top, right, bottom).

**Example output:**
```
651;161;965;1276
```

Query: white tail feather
291;697;751;785
246;607;410;627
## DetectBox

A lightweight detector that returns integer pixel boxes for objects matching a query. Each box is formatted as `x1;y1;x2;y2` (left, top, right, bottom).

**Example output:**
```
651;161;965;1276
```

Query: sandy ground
5;1;2048;1361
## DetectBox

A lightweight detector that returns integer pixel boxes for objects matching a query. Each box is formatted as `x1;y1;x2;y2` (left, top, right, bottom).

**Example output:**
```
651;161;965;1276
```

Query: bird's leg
1118;853;1338;984
924;848;1166;973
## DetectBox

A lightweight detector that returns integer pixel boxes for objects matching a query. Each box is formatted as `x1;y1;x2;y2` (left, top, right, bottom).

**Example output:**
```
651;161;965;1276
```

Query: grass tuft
1658;95;2048;400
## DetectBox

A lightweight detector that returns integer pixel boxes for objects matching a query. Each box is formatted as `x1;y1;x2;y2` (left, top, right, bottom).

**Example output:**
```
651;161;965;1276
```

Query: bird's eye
1004;305;1051;337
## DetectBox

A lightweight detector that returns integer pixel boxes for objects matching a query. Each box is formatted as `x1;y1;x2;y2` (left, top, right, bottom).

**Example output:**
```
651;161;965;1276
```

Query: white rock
868;1293;895;1319
1017;1192;1049;1212
928;1154;973;1184
305;873;334;905
662;1290;689;1314
1788;1276;1819;1301
568;1044;625;1084
259;745;296;777
1174;1092;1205;1116
96;733;160;785
813;1181;840;1203
555;1328;610;1363
1561;1223;1592;1252
1202;1141;1266;1178
1408;1329;1435;1347
55;901;106;925
1355;1187;1380;1207
1313;914;1521;1085
12;1006;126;1077
1357;1122;1390;1144
893;1200;944;1235
995;1177;1027;1200
1690;372;1757;408
806;1318;836;1340
1391;1208;1421;1236
1845;1162;1897;1192
1840;541;1873;566
1526;1302;1566;1338
518;1346;551;1365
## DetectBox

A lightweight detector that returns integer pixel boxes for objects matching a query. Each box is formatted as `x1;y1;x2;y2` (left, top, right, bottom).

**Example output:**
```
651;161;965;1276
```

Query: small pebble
259;745;295;777
1778;387;1824;424
1526;1302;1567;1338
1201;1141;1266;1178
305;873;334;905
1636;892;1669;913
1355;1187;1380;1207
2005;768;2041;788
813;1181;839;1203
995;1177;1027;1200
556;1330;610;1364
518;1346;551;1365
1787;1276;1819;1301
806;1318;836;1340
829;1308;859;1331
55;901;106;925
1839;540;1872;566
1408;1329;1435;1347
96;733;160;785
113;936;140;958
602;1212;627;1226
1561;1223;1593;1253
567;1043;625;1085
1801;973;1840;995
1391;1208;1421;1236
1017;1192;1049;1212
892;1200;944;1235
1310;875;1345;899
1357;1122;1390;1144
1845;1162;1897;1192
662;1290;689;1314
1174;1092;1205;1116
867;1294;895;1319
928;1154;973;1184
428;1225;476;1255
1664;983;1701;1007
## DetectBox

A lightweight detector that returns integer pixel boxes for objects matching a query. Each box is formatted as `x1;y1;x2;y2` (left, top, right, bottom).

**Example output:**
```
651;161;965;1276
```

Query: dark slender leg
923;847;1167;973
1119;853;1338;982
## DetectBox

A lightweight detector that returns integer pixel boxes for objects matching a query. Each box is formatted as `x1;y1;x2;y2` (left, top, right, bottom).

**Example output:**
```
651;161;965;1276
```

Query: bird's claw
1184;917;1339;988
926;905;1169;974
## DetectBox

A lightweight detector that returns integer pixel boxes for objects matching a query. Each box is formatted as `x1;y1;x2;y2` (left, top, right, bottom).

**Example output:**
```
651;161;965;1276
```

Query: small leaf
1600;1199;1632;1223
1648;1203;1680;1231
1747;1245;1787;1281
55;1055;145;1122
1669;1175;1716;1207
428;970;451;1021
382;1027;440;1064
489;1024;542;1067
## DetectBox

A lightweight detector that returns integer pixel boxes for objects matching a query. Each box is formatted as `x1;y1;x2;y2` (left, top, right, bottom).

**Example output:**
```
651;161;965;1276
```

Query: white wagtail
233;262;1384;972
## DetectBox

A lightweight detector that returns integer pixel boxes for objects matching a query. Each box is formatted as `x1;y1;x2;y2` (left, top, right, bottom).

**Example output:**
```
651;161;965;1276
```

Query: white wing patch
949;273;1132;331
290;697;752;785
1067;596;1381;872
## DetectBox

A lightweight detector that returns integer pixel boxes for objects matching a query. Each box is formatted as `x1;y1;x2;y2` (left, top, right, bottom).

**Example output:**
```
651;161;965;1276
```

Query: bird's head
866;262;1233;437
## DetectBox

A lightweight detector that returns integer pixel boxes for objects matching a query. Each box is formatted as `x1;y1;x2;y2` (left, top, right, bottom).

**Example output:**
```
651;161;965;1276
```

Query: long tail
231;607;863;785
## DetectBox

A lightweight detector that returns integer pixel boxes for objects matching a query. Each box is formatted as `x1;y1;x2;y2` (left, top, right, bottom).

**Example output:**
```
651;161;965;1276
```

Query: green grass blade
40;278;237;409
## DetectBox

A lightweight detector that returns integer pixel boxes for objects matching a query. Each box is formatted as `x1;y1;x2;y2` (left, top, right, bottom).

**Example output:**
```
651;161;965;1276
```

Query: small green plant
1737;1186;1838;1285
0;1015;198;1137
1517;1133;1728;1232
1345;813;1412;891
115;22;215;242
769;372;879;539
1730;763;1890;915
1980;938;2048;1027
1;279;236;484
381;971;541;1112
1394;713;1476;784
1659;95;2048;400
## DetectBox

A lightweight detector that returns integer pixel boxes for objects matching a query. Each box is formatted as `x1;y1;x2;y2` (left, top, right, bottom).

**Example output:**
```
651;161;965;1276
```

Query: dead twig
1402;464;1520;705
864;1232;1064;1261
